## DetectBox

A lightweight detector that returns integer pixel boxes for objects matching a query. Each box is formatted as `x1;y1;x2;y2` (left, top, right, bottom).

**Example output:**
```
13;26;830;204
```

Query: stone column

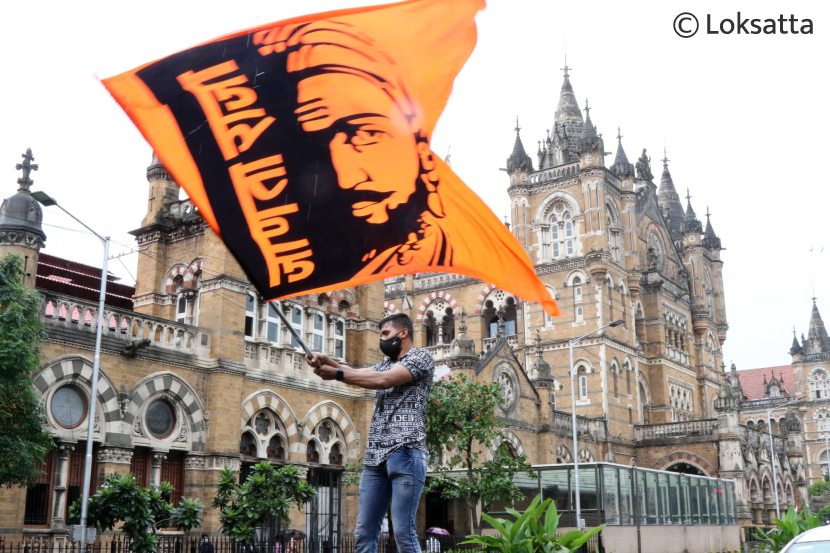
753;507;764;525
50;443;75;530
96;447;133;486
150;452;167;487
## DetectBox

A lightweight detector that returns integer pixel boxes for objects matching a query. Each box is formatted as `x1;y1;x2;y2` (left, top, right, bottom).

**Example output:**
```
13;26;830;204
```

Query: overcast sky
1;0;827;371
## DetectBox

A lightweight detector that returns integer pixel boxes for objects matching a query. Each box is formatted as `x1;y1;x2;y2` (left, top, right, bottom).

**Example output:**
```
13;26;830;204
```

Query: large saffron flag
102;0;560;316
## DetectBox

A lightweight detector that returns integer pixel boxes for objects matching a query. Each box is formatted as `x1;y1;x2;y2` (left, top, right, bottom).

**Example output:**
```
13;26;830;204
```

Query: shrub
757;506;821;552
808;480;830;497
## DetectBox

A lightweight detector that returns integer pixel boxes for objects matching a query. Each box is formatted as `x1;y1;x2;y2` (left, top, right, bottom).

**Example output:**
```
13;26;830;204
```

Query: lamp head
31;191;57;206
609;319;625;327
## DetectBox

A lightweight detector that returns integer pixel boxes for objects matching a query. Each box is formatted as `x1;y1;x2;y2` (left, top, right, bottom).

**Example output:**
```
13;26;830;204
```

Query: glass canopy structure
484;462;738;528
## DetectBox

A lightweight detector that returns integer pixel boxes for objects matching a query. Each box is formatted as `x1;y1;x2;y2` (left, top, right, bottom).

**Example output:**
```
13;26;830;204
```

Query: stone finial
15;148;38;192
458;307;467;334
496;305;506;337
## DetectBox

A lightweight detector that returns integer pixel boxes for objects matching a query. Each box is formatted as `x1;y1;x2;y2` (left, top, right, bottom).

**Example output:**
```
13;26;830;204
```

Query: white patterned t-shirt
363;347;435;466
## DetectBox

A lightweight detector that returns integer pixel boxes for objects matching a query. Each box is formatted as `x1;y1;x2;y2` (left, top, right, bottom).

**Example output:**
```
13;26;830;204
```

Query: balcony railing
550;409;606;440
483;334;518;352
41;291;208;357
634;419;718;442
664;346;690;365
740;397;797;409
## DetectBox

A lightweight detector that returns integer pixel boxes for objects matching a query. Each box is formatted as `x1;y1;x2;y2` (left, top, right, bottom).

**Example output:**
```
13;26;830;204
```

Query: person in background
199;535;214;553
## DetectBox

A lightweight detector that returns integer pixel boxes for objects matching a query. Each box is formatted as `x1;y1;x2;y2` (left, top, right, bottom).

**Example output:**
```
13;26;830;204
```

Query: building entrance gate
306;469;341;553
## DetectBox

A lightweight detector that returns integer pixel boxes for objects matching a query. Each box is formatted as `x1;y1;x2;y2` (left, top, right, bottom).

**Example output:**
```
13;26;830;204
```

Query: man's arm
313;363;414;390
306;353;375;374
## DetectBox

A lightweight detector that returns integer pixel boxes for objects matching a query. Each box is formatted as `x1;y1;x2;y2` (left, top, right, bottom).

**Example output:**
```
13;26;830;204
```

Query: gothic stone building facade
0;67;804;540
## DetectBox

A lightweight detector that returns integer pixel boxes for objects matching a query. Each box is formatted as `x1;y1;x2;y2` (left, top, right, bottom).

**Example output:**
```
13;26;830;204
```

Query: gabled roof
736;365;795;400
36;253;135;310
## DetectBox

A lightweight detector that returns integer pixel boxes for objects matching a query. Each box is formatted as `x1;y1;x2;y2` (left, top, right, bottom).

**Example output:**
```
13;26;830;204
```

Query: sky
1;0;827;371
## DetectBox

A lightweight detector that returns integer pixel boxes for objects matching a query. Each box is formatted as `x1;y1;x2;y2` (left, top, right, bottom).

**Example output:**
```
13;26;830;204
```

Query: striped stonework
300;401;360;461
415;291;459;324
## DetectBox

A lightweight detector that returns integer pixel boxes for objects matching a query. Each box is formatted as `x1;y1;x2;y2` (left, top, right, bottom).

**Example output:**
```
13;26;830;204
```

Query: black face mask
379;332;404;359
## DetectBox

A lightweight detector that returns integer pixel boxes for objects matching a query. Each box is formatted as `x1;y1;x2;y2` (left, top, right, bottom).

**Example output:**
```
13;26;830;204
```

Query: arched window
545;205;577;260
266;302;281;344
545;286;557;327
245;292;256;339
339;300;351;315
810;369;830;399
240;432;257;457
329;443;343;465
577;366;588;400
267;436;284;460
312;313;325;352
607;279;614;321
625;361;632;395
289;306;303;349
334;319;346;358
307;441;319;463
550;391;556;411
425;310;439;347
176;295;187;324
818;415;826;432
575;305;584;323
483;295;517;338
628;407;633;425
611;362;619;398
769;386;780;398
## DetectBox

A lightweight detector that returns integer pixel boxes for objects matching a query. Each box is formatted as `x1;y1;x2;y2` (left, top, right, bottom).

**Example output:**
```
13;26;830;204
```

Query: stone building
384;65;800;528
0;151;384;545
0;65;803;545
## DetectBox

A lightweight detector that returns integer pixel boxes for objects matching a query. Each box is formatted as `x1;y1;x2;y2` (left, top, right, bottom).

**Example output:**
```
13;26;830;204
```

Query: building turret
610;127;634;178
141;151;180;227
0;148;47;287
506;118;534;175
576;100;606;167
805;298;830;355
447;309;478;376
551;61;583;163
702;207;722;250
790;328;803;356
682;189;703;235
657;151;685;239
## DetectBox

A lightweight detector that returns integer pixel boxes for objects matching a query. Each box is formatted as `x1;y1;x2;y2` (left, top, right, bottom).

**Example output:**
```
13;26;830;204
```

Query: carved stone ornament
184;456;207;471
57;443;75;459
97;448;133;465
93;409;101;434
174;417;188;443
151;453;167;468
203;411;210;431
206;456;240;471
133;415;146;438
0;230;44;249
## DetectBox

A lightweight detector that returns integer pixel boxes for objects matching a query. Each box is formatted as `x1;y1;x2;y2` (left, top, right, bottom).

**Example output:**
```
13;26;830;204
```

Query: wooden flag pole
272;303;314;358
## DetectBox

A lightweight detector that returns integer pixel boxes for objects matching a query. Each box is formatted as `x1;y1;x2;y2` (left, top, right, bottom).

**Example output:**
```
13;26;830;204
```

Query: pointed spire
611;126;634;178
147;150;173;182
684;188;697;219
790;327;802;355
806;298;830;355
552;57;583;163
702;206;722;249
458;306;467;334
582;99;596;138
657;148;684;238
506;117;533;173
530;329;552;377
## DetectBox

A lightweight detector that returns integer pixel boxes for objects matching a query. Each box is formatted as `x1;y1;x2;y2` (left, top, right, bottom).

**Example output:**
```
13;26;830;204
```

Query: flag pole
271;302;314;358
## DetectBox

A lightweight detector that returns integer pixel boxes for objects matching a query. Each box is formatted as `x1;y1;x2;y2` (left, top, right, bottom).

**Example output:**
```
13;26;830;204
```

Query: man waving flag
102;0;560;316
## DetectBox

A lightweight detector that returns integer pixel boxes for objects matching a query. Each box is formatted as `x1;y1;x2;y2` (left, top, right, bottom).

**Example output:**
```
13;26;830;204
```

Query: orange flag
102;0;560;316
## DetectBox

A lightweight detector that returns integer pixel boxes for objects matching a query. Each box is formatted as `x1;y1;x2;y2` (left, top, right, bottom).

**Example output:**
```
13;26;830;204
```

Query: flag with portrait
102;0;560;316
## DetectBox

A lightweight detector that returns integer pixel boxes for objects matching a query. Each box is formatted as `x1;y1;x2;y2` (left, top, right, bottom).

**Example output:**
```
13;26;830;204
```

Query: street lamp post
569;318;624;530
766;408;781;520
32;191;109;545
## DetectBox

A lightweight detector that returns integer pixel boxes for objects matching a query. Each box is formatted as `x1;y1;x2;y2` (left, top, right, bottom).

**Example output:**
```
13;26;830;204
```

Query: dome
0;189;46;244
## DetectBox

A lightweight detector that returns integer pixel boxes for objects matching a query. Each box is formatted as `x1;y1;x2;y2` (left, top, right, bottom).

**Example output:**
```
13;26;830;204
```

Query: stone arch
330;290;359;317
574;357;596;373
488;429;526;461
534;190;583;223
578;448;595;463
747;470;761;503
653;451;717;477
125;371;207;448
183;258;202;289
605;201;621;228
164;263;189;293
545;284;559;300
565;269;588;287
301;401;359;461
474;284;497;314
555;444;573;464
383;301;399;315
240;390;300;447
638;372;652;405
33;355;120;440
416;290;459;323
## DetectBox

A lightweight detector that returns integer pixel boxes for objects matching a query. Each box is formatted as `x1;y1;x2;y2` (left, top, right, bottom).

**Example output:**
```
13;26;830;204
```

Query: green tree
425;373;536;535
213;461;316;545
0;254;54;488
757;506;821;552
808;479;830;497
68;474;204;553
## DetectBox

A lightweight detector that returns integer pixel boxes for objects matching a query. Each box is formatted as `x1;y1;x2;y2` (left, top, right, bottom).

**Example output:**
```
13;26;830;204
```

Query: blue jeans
354;447;427;553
